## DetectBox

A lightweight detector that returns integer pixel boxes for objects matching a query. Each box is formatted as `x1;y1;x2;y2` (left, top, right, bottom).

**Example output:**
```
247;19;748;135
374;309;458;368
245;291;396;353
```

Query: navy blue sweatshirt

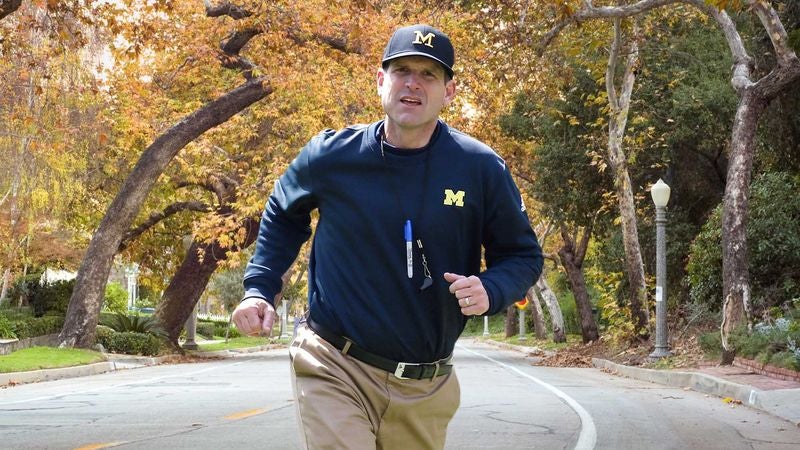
243;120;543;363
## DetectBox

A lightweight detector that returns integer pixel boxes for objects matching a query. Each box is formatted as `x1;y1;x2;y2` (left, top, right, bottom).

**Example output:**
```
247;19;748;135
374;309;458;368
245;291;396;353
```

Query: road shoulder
480;338;800;427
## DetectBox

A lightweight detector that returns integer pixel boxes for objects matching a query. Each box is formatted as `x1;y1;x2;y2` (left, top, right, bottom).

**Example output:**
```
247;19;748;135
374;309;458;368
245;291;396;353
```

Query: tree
1;2;106;304
602;18;650;335
533;272;567;343
59;0;479;348
501;66;611;342
526;286;548;339
58;3;272;348
539;0;800;362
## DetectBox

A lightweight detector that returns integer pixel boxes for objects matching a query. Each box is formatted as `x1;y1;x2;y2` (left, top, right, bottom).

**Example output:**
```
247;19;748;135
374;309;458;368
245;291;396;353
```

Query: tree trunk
534;276;566;343
605;18;649;337
58;79;272;348
558;227;599;343
0;268;9;305
720;91;767;363
505;305;518;338
559;250;598;343
0;0;21;21
157;217;259;346
527;287;547;339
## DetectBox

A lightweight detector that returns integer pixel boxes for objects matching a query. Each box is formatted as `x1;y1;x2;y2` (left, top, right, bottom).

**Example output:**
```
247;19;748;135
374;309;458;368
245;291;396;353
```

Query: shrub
0;314;16;339
196;322;216;339
731;318;800;371
94;325;116;349
106;332;162;356
30;279;74;317
103;282;129;314
698;331;723;358
101;313;167;339
10;316;64;339
215;322;242;339
8;273;42;308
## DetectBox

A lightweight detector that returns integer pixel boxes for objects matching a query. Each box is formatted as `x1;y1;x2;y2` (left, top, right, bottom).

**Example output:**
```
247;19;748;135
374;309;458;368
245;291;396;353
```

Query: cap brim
382;51;453;77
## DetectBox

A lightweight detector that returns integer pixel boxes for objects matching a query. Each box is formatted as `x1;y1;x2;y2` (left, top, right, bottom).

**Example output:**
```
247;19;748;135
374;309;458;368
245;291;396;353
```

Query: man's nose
404;74;422;90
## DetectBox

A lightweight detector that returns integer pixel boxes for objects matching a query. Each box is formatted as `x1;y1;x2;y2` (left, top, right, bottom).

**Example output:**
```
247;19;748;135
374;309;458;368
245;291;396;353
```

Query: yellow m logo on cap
412;31;435;48
443;189;465;207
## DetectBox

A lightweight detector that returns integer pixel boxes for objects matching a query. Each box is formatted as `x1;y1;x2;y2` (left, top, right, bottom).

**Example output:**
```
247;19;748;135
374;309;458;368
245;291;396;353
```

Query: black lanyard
379;131;434;291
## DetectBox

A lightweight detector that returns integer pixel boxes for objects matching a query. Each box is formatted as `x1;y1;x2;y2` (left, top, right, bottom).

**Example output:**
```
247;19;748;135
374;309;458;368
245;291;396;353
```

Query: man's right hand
232;298;276;337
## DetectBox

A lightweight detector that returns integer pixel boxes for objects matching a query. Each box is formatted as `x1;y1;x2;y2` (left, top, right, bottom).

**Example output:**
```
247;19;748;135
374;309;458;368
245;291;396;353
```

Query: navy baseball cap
382;24;455;78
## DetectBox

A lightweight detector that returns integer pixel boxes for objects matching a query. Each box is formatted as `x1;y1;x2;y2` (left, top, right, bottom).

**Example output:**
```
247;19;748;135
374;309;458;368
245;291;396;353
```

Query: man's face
377;56;456;136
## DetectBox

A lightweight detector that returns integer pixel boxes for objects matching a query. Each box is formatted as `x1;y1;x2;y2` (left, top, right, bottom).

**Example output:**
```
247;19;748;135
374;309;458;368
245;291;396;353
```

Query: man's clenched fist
232;298;276;337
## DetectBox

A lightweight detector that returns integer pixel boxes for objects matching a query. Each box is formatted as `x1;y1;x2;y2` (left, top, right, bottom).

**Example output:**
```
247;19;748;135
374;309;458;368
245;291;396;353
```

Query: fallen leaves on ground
535;352;594;368
722;396;743;405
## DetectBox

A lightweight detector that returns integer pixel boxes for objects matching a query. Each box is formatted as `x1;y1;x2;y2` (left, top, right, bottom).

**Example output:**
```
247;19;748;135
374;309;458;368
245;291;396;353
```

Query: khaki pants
289;323;460;450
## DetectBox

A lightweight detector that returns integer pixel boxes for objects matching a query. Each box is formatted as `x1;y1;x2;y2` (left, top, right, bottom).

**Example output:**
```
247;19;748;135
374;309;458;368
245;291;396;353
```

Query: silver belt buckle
394;362;412;380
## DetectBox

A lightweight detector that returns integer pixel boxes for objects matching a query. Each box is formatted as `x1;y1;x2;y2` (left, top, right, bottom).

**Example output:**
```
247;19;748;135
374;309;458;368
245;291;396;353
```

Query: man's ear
376;68;385;96
443;79;457;106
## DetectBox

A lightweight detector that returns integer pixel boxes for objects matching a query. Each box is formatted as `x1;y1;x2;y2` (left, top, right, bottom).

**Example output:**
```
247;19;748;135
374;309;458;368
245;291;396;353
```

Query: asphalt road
1;340;799;449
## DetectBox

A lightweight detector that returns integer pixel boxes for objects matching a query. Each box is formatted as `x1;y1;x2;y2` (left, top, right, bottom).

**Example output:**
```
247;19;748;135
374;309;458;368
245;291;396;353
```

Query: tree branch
203;1;252;19
287;27;363;55
607;18;622;111
202;2;262;80
575;222;594;264
221;27;261;55
0;0;21;21
539;0;683;52
119;201;211;251
748;0;796;67
683;0;753;92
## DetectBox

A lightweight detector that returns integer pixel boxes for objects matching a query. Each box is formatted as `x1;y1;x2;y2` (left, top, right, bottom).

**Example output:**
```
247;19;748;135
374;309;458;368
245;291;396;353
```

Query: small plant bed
0;347;105;373
733;357;800;382
195;336;276;352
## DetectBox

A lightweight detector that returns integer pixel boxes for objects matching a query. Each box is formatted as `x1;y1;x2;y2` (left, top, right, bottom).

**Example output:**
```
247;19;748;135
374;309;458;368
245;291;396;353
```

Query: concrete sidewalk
484;339;800;427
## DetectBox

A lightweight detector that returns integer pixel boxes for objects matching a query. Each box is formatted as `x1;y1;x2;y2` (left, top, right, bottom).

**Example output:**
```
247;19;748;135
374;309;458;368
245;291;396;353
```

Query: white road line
0;359;255;406
457;345;597;450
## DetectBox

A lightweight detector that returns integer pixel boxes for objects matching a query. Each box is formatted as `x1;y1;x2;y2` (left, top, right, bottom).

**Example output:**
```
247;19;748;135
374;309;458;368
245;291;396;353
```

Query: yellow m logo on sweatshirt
443;189;465;207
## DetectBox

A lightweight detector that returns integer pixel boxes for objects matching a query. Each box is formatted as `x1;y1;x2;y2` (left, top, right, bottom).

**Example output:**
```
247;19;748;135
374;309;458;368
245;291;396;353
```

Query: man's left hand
444;272;489;316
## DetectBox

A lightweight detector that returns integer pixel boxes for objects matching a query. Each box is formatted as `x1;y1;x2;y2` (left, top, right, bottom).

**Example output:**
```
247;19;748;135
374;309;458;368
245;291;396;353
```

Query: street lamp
649;179;672;359
124;263;139;311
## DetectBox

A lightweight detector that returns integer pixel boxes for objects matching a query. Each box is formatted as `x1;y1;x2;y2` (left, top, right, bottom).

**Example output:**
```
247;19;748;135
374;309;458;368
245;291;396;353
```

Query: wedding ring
465;297;471;306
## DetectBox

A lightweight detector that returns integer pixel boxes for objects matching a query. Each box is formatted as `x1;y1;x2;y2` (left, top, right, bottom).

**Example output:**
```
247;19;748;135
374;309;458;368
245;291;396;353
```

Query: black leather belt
306;317;453;380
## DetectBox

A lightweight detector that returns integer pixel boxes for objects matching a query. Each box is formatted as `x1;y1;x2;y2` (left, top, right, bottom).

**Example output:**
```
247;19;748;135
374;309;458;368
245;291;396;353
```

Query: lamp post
280;298;290;339
124;263;139;311
649;179;672;359
483;316;490;336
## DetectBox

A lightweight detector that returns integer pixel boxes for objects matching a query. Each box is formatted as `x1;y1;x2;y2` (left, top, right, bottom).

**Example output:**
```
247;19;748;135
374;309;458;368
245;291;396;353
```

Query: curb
0;361;117;386
592;358;800;426
482;339;800;426
479;339;556;357
0;344;285;387
188;343;285;358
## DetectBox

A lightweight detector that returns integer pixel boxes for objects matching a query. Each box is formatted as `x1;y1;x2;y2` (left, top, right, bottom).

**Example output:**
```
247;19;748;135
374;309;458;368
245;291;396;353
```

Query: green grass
0;347;106;373
196;336;281;351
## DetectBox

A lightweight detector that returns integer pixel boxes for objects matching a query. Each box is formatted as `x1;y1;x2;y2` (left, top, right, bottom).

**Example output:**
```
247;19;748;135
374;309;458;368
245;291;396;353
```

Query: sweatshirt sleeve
478;158;543;315
241;134;323;306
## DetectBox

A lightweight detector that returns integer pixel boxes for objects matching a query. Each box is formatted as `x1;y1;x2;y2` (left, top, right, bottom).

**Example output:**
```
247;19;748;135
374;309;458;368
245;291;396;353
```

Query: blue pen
404;220;413;278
